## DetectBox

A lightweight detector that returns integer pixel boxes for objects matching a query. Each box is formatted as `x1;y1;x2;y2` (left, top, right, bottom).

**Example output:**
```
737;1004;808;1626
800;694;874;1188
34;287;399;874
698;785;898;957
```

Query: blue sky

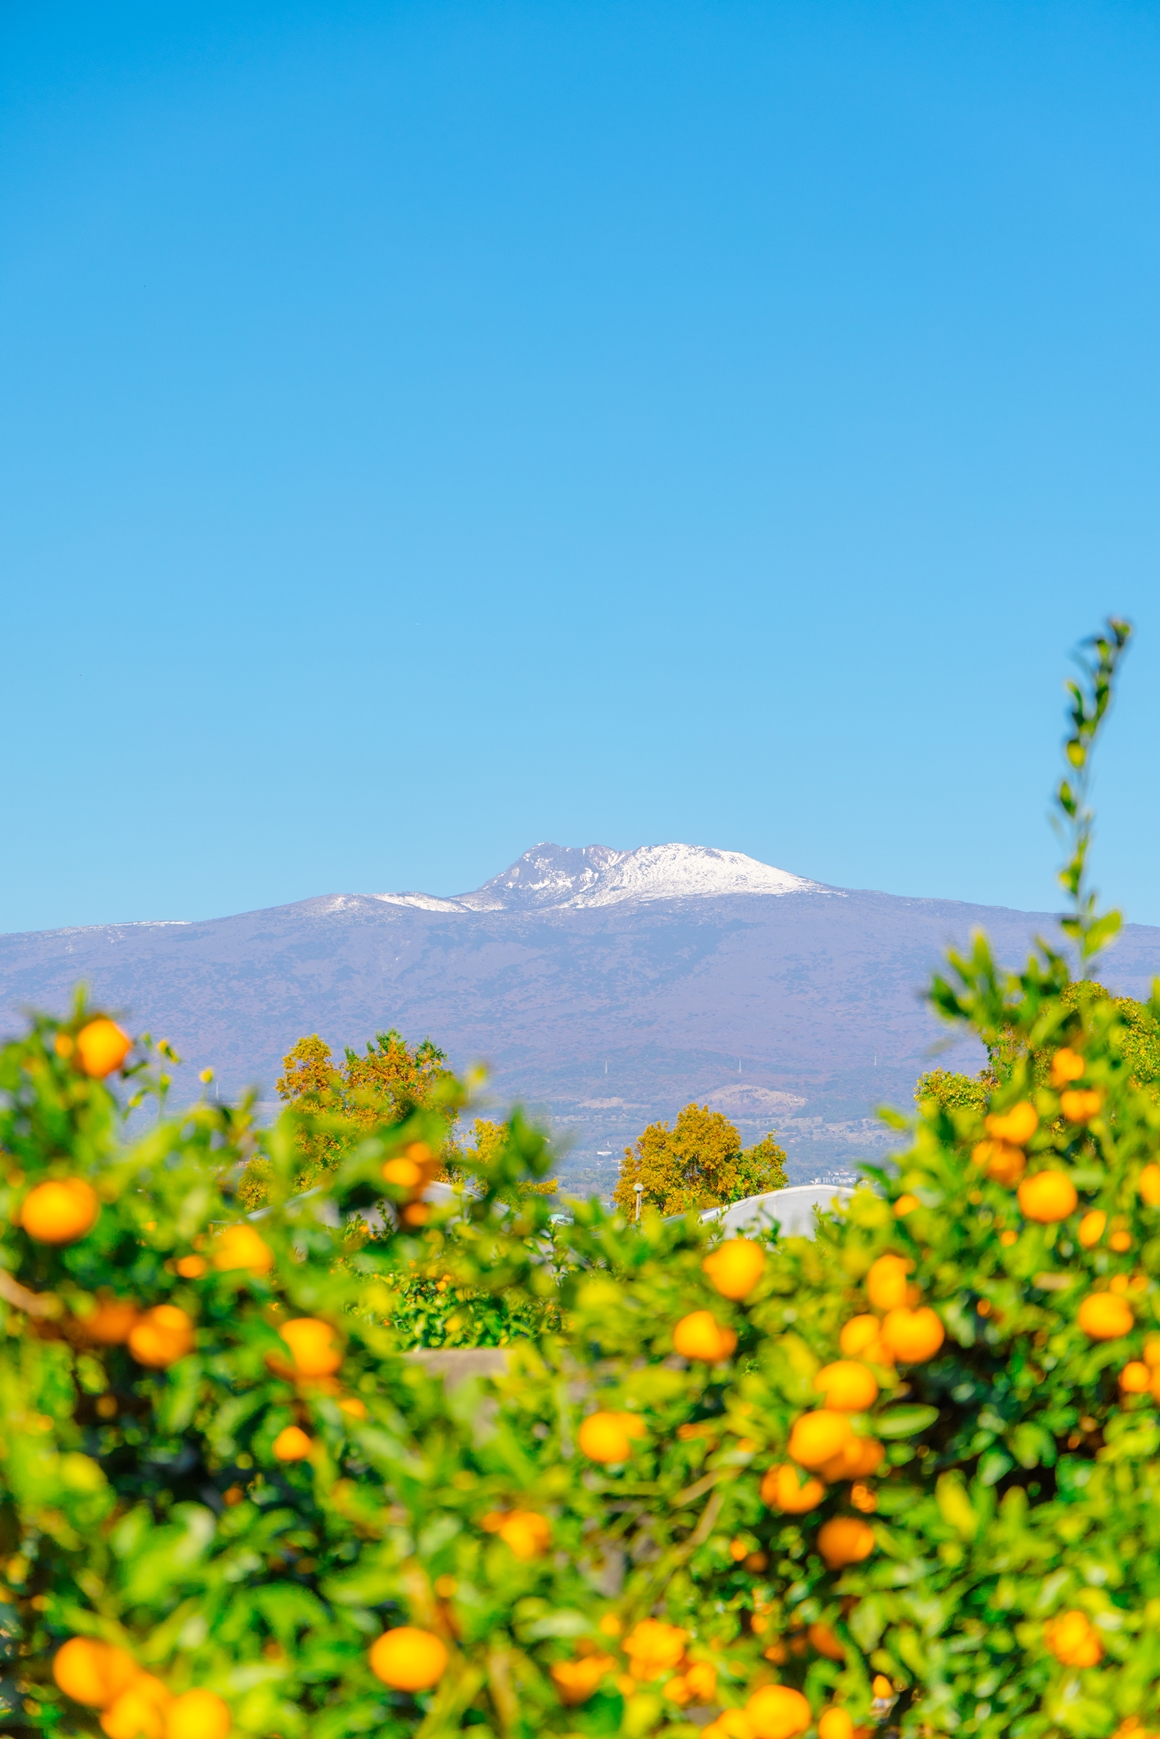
3;0;1159;933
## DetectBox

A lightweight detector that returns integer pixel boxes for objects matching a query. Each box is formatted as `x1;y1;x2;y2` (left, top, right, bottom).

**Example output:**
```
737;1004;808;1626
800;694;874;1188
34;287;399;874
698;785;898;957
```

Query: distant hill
3;842;1159;1194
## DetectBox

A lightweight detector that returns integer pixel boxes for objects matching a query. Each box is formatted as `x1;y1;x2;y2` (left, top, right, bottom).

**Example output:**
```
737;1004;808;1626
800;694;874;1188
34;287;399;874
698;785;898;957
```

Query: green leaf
876;1405;939;1438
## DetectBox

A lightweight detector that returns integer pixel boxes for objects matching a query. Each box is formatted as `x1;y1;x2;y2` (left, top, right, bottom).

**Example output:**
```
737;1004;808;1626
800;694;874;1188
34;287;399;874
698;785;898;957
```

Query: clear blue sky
3;0;1159;934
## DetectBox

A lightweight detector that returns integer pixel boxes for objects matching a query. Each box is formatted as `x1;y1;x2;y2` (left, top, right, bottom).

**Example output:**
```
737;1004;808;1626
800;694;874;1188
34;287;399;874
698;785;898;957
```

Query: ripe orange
128;1305;195;1368
838;1315;894;1364
673;1311;738;1363
21;1177;100;1244
807;1623;845;1661
272;1426;313;1461
817;1516;875;1569
176;1256;208;1278
818;1710;855;1739
382;1157;423;1189
578;1412;635;1463
100;1674;171;1739
1061;1088;1102;1124
1017;1170;1078;1223
745;1684;812;1739
550;1655;615;1703
1120;1362;1150;1394
75;1019;132;1079
211;1225;274;1275
985;1101;1038;1144
1050;1047;1086;1086
865;1254;912;1310
972;1140;1026;1185
1045;1609;1103;1666
1078;1210;1107;1248
53;1639;140;1709
1144;1335;1160;1369
702;1239;765;1300
760;1464;825;1513
368;1627;449;1691
280;1317;342;1377
893;1194;920;1216
818;1436;884;1482
482;1510;551;1559
880;1306;945;1363
1078;1292;1133;1340
788;1410;853;1469
79;1296;138;1345
165;1690;232;1739
623;1618;688;1679
338;1396;368;1420
813;1360;878;1412
1139;1164;1160;1207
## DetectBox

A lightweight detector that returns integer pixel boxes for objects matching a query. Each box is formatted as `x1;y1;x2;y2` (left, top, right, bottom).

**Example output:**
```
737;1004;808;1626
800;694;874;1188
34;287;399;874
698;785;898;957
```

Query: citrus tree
10;617;1160;1739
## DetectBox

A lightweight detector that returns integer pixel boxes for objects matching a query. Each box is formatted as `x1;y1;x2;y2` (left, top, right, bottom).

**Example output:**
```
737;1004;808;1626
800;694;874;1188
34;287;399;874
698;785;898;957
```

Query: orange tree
11;617;1160;1739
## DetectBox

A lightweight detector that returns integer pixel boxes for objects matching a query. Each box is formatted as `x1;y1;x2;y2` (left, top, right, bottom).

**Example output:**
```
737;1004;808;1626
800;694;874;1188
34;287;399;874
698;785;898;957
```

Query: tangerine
1045;1610;1103;1667
788;1410;853;1469
1078;1292;1133;1340
880;1306;945;1363
702;1239;765;1300
893;1194;920;1216
1078;1210;1107;1248
211;1225;274;1275
280;1317;342;1377
865;1254;911;1310
1018;1170;1078;1223
817;1516;875;1569
53;1640;140;1709
745;1684;812;1739
972;1140;1026;1185
986;1101;1038;1144
1061;1088;1102;1124
578;1412;633;1463
128;1305;195;1367
1139;1165;1160;1207
807;1623;845;1661
75;1019;132;1079
838;1314;894;1364
550;1656;615;1703
760;1464;825;1513
818;1436;884;1481
673;1311;738;1362
368;1627;449;1691
272;1426;313;1461
100;1676;171;1739
483;1510;551;1559
21;1178;100;1244
165;1690;232;1739
813;1360;878;1411
1120;1362;1151;1394
79;1296;138;1344
818;1711;855;1739
1050;1047;1086;1087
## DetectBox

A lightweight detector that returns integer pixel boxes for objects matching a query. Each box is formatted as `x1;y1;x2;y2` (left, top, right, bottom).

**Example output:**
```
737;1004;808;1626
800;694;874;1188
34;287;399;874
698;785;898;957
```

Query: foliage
914;1068;992;1115
13;617;1160;1739
614;1104;789;1217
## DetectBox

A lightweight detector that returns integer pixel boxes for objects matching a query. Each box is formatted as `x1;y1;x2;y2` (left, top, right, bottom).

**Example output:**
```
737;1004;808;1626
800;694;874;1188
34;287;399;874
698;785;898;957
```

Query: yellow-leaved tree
614;1101;787;1216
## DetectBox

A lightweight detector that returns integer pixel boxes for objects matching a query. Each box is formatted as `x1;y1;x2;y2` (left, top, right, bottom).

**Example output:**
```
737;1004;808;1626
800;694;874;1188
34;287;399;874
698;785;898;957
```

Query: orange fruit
760;1464;825;1513
578;1412;633;1463
986;1101;1038;1144
1144;1335;1160;1368
673;1311;738;1362
745;1684;812;1739
1078;1292;1133;1340
872;1676;895;1699
818;1710;855;1739
788;1410;853;1469
550;1655;615;1704
272;1426;313;1461
53;1639;140;1709
702;1239;765;1300
818;1436;884;1482
1120;1362;1150;1394
79;1296;138;1344
1078;1210;1107;1248
893;1194;920;1216
880;1306;945;1363
1139;1164;1160;1207
1045;1610;1103;1666
482;1510;552;1559
21;1177;100;1244
1111;1230;1133;1253
684;1662;717;1702
807;1623;845;1661
280;1317;342;1377
813;1360;878;1411
1018;1170;1078;1223
817;1516;875;1569
368;1627;449;1691
100;1676;171;1739
623;1619;688;1679
128;1305;195;1368
972;1140;1026;1185
338;1396;368;1420
75;1019;132;1079
382;1157;423;1189
1050;1047;1086;1087
1061;1088;1102;1124
165;1690;232;1739
176;1256;208;1278
865;1254;912;1310
211;1225;274;1275
838;1314;894;1364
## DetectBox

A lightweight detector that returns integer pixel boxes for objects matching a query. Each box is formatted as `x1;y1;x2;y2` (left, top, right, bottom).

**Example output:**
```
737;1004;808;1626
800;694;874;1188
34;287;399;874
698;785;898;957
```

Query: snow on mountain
375;842;826;913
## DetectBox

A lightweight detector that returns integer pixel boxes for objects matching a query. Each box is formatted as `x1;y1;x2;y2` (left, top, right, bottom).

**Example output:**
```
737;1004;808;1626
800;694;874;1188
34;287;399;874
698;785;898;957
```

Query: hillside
4;842;1159;1193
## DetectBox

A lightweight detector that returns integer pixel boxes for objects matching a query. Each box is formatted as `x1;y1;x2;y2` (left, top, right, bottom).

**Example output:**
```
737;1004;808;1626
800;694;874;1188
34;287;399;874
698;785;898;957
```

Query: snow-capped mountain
375;842;827;912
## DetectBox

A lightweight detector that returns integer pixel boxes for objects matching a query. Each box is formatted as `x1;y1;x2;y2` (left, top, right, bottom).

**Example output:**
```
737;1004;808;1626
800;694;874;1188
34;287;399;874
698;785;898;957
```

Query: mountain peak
374;843;826;912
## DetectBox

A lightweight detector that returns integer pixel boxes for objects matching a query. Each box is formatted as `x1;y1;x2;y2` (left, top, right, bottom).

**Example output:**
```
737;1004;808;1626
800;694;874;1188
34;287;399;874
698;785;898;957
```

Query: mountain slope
3;843;1158;1192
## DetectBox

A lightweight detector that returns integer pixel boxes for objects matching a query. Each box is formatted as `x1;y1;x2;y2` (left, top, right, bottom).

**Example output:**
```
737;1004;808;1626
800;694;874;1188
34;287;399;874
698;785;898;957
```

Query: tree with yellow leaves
613;1102;787;1217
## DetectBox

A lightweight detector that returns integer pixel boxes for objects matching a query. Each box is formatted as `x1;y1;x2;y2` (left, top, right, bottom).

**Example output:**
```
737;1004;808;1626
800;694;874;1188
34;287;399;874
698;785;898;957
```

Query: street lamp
634;1181;643;1223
